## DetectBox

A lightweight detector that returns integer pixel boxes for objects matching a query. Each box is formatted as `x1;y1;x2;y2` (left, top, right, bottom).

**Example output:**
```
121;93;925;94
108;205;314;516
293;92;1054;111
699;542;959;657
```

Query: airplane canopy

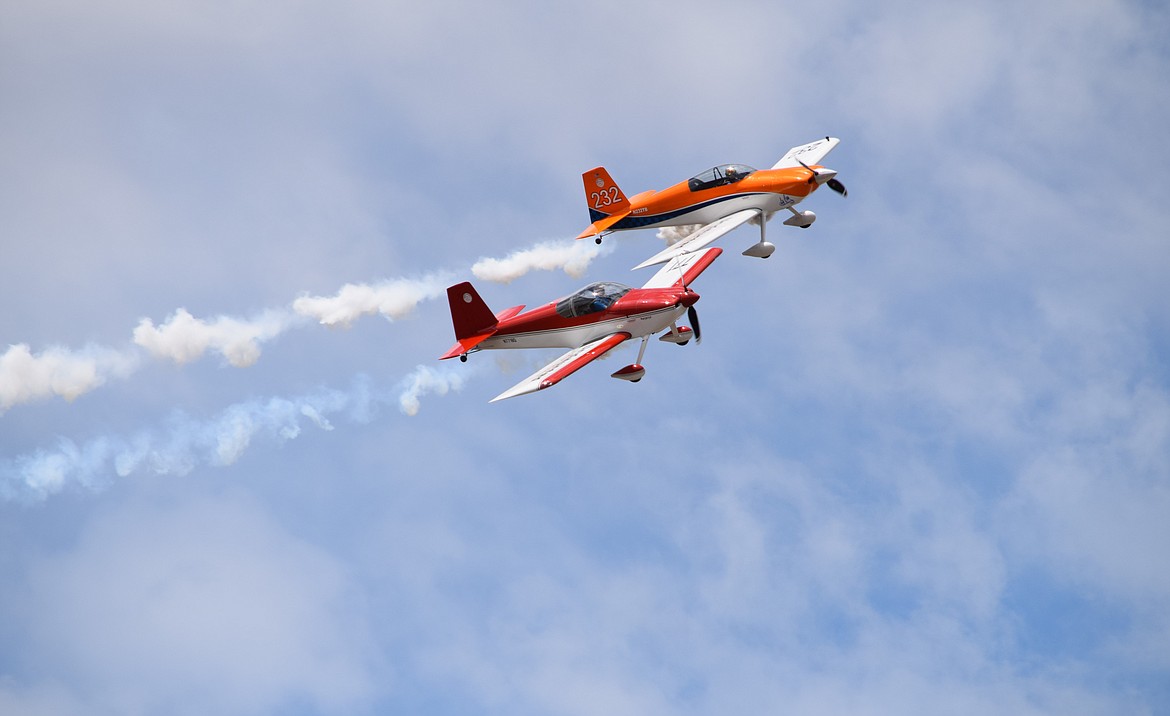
555;281;632;318
688;164;756;192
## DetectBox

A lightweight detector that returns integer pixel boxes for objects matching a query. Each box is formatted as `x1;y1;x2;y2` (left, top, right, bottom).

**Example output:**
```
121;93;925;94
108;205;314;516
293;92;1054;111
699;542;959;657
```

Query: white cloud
10;494;381;714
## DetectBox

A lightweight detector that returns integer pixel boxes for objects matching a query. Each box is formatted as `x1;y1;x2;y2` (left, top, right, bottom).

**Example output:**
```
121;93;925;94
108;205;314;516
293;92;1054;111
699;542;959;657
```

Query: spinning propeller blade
798;160;847;197
687;305;702;344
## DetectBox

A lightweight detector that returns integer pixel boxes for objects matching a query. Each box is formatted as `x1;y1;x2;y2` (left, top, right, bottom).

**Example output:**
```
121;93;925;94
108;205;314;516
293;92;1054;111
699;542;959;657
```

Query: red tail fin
440;282;498;359
447;282;496;340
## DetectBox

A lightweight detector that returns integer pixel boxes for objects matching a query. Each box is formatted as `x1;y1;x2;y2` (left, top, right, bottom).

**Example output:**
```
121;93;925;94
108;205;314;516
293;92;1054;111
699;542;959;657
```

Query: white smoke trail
397;363;478;416
133;308;303;367
292;274;452;327
1;366;474;502
471;239;612;283
656;224;703;245
0;343;141;413
749;210;777;227
1;238;608;412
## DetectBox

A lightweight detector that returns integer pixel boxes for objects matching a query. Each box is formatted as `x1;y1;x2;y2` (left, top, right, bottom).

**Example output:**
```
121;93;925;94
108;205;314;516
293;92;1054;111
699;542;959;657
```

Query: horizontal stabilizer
576;211;629;239
494;305;525;321
439;332;494;360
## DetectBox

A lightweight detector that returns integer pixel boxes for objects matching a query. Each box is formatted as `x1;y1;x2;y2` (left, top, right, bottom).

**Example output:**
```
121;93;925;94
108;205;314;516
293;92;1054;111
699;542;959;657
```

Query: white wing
771;137;840;169
489;332;631;403
632;209;757;270
640;246;723;289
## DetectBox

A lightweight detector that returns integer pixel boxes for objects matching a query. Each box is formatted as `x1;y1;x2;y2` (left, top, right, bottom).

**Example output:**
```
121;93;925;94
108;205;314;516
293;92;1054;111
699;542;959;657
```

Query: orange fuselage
578;166;823;239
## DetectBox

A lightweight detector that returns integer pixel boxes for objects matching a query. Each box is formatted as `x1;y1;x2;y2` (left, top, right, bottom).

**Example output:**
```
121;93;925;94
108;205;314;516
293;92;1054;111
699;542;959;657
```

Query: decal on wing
489;332;632;402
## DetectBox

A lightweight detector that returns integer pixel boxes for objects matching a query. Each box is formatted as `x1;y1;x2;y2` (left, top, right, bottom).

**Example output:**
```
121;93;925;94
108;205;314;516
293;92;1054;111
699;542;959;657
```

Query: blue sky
2;0;1168;713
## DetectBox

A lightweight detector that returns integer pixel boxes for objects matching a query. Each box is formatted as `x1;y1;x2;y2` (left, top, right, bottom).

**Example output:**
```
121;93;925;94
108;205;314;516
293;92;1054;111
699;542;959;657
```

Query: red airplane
440;247;722;402
577;137;846;269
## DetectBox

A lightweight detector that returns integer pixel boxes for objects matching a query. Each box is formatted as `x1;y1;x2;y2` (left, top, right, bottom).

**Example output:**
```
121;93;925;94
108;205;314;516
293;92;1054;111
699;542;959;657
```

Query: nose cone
679;289;700;308
813;168;838;185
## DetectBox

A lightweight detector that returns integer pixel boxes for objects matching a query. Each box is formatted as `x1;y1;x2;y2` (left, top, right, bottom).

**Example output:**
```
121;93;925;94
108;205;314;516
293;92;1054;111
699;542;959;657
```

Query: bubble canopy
555;282;633;318
687;164;756;192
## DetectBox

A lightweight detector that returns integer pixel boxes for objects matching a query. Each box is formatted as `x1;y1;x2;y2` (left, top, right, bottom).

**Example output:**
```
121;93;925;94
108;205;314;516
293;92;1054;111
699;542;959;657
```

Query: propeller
687;305;702;344
798;160;848;197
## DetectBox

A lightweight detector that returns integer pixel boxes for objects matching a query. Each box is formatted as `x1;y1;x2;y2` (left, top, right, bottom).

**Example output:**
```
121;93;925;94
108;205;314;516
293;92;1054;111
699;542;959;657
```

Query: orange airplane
577;137;845;269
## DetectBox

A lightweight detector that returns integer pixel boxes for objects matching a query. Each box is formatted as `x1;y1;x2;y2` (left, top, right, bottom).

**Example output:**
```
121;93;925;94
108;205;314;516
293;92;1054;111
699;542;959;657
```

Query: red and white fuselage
440;248;720;402
469;288;696;352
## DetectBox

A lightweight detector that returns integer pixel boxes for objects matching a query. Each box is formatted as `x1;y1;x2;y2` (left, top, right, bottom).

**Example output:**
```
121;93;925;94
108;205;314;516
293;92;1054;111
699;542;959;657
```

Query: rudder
582;166;630;223
447;282;497;340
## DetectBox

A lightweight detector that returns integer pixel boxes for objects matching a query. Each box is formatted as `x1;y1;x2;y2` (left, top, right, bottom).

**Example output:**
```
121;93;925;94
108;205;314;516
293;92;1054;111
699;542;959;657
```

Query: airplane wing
489;332;632;402
631;209;756;270
640;247;722;289
771;136;840;169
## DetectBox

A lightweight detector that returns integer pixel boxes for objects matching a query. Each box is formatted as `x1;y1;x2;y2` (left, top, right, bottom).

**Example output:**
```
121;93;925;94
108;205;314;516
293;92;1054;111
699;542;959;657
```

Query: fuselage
592;166;819;234
479;287;694;351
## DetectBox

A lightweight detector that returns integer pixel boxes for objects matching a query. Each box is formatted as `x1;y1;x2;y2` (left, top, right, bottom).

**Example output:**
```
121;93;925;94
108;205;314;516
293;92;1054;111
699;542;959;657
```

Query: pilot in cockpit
725;166;739;182
589;285;608;312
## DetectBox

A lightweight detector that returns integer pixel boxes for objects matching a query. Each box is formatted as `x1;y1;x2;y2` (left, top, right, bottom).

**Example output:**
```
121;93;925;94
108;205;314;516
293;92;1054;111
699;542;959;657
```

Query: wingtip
489;384;541;403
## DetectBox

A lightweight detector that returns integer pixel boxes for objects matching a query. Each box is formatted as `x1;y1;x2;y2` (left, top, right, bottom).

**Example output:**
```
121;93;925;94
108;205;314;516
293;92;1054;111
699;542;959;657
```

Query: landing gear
782;207;816;228
659;324;694;346
459;354;467;363
595;237;602;245
612;336;650;383
742;208;776;259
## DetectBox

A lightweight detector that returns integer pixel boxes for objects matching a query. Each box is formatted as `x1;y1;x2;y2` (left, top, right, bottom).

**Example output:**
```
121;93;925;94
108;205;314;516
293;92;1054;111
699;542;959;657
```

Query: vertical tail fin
577;167;633;239
447;282;496;340
582;166;630;222
440;282;498;359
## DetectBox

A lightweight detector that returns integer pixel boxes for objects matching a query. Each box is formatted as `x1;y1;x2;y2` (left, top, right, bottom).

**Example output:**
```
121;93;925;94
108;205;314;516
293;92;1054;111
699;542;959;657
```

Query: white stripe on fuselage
479;306;686;351
643;192;798;229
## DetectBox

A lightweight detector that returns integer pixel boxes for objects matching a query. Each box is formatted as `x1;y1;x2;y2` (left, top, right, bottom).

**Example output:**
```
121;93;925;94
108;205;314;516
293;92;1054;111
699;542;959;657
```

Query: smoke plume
1;344;140;413
656;224;703;245
1;238;607;412
397;364;477;416
471;239;610;283
1;367;472;502
292;275;451;327
133;309;301;367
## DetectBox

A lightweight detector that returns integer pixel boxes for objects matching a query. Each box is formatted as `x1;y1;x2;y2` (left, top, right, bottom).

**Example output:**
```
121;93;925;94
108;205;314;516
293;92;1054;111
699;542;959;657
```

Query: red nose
679;289;700;308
